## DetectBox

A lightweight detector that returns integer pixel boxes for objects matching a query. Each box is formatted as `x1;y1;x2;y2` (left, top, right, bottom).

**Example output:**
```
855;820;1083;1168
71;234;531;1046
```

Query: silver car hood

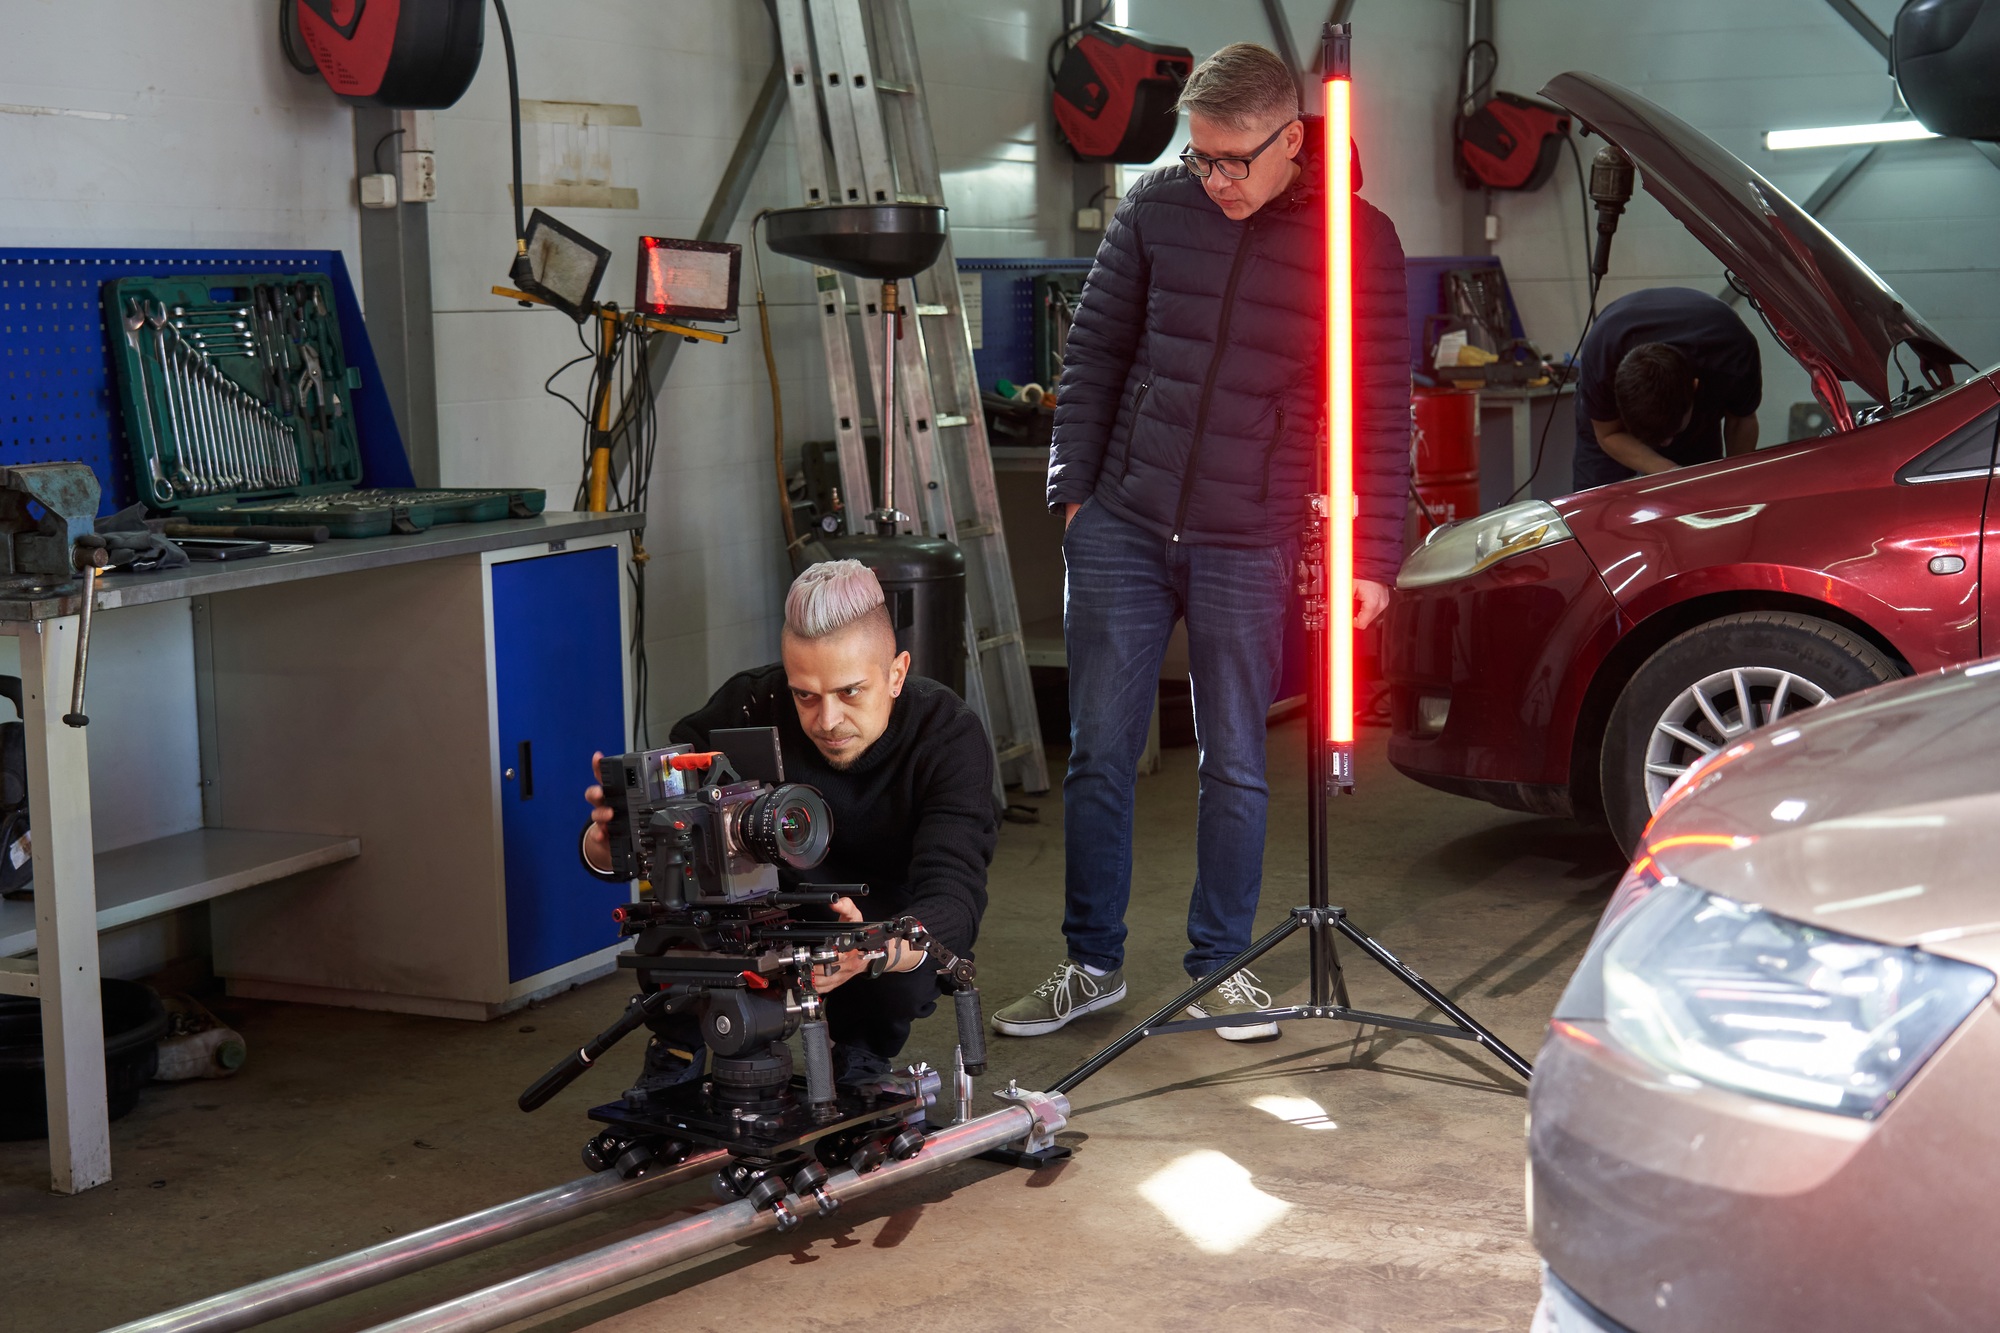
1643;661;2000;967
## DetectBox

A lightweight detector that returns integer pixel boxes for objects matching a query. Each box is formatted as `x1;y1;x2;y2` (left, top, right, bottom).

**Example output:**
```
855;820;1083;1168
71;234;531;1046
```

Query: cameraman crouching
581;559;998;1094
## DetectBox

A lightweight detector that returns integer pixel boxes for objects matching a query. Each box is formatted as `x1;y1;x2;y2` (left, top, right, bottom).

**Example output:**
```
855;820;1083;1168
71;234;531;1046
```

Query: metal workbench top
0;510;644;622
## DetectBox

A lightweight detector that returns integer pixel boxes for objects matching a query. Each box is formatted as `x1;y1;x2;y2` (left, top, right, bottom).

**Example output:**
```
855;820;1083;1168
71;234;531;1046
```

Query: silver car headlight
1396;500;1572;589
1591;881;1993;1118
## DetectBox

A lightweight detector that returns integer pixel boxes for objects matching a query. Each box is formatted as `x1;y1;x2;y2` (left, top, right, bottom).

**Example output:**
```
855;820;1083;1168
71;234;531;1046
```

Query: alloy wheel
1642;666;1833;810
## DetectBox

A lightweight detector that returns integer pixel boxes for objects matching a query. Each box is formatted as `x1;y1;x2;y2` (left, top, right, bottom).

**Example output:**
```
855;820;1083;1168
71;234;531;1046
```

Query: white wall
429;1;1077;736
1485;0;2000;447
0;1;357;264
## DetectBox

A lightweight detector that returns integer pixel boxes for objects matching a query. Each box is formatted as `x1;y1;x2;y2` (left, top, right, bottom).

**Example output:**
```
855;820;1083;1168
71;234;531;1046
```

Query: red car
1387;73;1997;855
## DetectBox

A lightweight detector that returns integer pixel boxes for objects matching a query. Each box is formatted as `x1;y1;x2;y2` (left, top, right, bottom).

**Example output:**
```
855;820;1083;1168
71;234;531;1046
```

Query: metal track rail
103;1151;728;1333
365;1097;1067;1333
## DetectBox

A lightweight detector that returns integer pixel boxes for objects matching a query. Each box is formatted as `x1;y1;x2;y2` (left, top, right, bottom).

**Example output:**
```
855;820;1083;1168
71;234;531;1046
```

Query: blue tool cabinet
492;545;629;982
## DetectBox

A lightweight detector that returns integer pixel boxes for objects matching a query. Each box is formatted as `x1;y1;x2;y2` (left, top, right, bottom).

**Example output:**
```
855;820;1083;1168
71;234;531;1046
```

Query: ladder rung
977;630;1022;653
955;522;994;539
994;741;1037;763
915;303;949;317
935;413;968;428
877;80;914;95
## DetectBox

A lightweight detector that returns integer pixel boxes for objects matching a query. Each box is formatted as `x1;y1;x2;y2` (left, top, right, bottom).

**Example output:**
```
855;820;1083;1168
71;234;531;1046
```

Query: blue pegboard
0;247;412;516
957;258;1093;394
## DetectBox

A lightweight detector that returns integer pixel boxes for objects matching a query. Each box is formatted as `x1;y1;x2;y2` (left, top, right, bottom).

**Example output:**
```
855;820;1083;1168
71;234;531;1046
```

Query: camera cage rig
517;732;1031;1235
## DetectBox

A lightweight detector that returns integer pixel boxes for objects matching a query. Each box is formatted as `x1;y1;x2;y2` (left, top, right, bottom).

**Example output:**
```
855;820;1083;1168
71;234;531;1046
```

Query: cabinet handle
517;740;534;799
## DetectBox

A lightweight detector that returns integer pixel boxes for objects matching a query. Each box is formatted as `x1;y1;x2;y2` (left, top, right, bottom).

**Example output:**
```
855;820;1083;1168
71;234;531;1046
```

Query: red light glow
1324;63;1354;746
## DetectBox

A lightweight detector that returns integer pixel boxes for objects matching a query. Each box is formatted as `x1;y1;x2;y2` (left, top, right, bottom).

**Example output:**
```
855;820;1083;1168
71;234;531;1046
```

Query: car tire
1600;612;1900;856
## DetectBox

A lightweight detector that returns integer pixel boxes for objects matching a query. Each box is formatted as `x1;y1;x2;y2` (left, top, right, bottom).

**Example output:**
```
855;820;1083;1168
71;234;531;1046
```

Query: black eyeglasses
1179;119;1296;180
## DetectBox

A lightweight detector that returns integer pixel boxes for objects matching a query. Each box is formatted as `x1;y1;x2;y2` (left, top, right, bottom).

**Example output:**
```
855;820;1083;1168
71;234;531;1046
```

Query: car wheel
1600;612;1900;855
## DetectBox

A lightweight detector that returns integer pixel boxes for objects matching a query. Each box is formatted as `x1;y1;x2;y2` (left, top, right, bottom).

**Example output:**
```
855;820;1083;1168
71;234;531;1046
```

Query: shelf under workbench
0;827;362;957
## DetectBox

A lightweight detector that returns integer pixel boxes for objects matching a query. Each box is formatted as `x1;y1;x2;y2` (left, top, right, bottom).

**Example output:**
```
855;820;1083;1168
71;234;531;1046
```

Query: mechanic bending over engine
581;559;998;1094
1571;286;1762;489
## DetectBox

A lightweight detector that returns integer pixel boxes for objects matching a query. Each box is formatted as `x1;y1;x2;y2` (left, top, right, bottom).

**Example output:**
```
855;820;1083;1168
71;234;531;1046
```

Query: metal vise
0;463;99;593
0;464;104;727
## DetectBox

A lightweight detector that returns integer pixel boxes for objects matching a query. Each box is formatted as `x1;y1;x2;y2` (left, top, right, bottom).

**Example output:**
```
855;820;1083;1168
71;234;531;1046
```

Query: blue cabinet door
491;546;629;982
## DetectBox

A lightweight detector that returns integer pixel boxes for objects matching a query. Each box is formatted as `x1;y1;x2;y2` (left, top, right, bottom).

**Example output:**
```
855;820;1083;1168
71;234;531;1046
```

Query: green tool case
103;273;544;538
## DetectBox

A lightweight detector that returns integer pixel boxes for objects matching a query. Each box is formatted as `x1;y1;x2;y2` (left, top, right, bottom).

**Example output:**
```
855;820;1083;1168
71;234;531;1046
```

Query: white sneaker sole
1187;1004;1281;1042
992;980;1128;1036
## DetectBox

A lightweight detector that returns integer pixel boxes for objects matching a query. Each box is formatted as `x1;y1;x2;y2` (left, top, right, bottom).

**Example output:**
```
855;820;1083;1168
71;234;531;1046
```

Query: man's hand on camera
816;895;923;992
1355;578;1389;629
583;752;614;874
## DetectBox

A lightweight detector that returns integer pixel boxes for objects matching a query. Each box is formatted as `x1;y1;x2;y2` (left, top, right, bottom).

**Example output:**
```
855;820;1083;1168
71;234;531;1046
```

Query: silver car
1528;655;2000;1331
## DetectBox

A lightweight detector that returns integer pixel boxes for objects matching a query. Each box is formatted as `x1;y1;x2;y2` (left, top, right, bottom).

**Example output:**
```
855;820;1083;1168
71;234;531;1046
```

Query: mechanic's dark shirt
667;666;997;957
1572;287;1761;490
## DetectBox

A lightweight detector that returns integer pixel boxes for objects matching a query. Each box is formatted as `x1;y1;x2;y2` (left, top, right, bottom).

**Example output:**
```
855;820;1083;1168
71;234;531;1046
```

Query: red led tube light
1322;26;1355;753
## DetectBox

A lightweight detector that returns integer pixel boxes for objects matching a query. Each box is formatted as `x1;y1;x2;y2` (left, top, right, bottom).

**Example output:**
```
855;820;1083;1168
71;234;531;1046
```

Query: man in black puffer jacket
993;43;1408;1042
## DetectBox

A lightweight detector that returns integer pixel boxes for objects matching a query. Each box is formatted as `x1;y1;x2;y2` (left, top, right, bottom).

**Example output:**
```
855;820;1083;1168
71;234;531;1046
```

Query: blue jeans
1060;498;1297;979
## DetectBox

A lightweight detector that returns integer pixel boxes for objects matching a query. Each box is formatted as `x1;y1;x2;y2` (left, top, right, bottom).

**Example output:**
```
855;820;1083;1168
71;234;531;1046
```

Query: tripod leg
1050;913;1304;1097
1332;914;1533;1079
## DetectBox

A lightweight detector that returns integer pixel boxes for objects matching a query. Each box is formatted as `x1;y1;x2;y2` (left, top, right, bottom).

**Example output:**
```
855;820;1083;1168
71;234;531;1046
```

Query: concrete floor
1;723;1626;1332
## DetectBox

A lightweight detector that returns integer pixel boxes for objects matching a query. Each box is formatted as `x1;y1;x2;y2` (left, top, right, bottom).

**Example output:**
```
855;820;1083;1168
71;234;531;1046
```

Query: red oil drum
1411;389;1479;537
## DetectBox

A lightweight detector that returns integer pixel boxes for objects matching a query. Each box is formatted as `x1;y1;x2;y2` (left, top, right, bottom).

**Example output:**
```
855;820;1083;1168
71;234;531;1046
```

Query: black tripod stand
1050;499;1533;1097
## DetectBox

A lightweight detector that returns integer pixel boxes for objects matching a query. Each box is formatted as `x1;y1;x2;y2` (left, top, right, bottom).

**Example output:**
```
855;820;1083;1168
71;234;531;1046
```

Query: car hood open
1540;72;1967;426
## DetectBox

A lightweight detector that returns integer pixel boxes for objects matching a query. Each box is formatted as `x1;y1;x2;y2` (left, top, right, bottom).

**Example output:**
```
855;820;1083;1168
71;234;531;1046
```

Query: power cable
1507;133;1601;504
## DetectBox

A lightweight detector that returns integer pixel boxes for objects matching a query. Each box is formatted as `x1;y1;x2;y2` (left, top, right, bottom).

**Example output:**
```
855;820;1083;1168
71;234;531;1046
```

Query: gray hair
1174;42;1299;132
784;559;889;640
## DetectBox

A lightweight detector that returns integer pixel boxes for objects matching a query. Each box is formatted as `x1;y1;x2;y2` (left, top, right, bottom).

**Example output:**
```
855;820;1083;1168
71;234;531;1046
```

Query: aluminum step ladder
774;0;1050;798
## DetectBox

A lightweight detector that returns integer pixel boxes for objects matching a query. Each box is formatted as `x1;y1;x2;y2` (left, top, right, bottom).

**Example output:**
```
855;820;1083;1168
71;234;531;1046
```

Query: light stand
1050;23;1532;1099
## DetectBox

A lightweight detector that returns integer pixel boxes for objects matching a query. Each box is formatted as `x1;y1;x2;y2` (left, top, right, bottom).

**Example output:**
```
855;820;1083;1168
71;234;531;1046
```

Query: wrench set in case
103;272;543;538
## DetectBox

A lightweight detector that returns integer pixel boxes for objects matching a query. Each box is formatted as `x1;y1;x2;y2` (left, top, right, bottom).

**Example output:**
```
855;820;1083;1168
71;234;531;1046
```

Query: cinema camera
517;728;991;1230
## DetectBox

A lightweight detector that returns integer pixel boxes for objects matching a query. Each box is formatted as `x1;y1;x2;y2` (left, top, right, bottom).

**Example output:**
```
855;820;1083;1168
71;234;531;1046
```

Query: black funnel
764;204;947;281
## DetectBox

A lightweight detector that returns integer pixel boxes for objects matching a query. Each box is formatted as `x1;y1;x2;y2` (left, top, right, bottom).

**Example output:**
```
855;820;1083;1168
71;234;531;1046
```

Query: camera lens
738;783;833;869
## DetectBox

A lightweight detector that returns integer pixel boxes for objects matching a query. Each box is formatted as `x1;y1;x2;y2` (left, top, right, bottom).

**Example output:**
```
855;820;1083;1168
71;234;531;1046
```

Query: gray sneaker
991;959;1127;1037
1188;968;1279;1042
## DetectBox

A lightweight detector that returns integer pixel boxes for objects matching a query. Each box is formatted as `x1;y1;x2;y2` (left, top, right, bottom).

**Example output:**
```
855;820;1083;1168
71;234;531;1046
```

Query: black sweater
667;665;998;955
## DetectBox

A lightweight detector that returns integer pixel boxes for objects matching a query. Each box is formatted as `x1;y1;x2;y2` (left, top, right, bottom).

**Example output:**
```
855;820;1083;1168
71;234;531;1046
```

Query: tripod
1050;500;1533;1097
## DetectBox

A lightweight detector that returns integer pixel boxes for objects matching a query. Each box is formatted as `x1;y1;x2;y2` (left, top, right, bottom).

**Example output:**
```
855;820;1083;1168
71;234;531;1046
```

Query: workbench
0;512;639;1194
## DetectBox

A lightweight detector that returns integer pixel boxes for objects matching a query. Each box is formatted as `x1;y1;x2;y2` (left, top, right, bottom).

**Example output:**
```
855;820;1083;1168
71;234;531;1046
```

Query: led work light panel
637;236;742;324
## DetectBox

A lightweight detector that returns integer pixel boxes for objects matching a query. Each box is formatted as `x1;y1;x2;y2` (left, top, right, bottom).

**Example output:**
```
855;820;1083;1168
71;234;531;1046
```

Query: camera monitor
636;235;741;323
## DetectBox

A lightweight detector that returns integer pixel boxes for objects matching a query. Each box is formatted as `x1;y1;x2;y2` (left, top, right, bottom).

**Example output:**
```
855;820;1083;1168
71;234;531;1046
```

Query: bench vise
0;464;106;727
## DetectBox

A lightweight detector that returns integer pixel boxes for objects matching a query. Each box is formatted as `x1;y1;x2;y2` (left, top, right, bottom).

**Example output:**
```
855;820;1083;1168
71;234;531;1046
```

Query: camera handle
518;988;679;1112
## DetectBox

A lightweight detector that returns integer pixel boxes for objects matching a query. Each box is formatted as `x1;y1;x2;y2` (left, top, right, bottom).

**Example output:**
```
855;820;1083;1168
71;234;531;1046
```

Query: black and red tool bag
1455;92;1569;191
285;0;485;108
1052;24;1194;163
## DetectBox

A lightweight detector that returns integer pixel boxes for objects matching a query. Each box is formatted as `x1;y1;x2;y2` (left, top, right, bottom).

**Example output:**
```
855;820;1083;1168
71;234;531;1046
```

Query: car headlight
1582;881;1993;1118
1396;500;1572;589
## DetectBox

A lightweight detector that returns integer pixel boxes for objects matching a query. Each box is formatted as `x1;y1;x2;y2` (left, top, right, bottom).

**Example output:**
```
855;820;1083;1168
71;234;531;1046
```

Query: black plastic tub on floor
0;979;169;1140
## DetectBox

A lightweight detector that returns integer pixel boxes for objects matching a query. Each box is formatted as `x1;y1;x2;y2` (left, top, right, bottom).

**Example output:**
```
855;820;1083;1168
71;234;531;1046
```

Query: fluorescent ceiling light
1765;120;1939;150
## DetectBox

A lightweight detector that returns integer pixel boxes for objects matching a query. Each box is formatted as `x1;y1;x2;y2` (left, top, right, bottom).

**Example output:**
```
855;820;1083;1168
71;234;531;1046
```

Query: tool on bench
105;272;547;538
0;464;104;729
159;521;331;543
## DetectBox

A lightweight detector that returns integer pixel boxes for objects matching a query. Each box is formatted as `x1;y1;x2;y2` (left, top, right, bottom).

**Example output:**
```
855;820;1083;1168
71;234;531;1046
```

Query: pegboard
0;248;412;515
956;258;1093;396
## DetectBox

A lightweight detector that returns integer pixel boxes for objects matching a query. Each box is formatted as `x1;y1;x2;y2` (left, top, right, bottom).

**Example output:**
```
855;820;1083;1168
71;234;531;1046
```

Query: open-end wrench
147;304;208;494
120;298;172;502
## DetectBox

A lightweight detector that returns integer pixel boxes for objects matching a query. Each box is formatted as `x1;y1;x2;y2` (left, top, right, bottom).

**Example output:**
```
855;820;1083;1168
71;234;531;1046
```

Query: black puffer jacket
1047;119;1410;581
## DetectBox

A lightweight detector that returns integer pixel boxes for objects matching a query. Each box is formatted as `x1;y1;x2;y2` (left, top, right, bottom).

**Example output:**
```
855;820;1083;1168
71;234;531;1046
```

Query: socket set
103;273;544;538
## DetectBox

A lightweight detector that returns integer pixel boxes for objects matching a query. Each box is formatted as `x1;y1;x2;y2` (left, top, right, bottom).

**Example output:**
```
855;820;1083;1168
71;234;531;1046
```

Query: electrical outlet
400;151;437;203
1484;213;1500;242
359;172;398;209
1076;206;1104;232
